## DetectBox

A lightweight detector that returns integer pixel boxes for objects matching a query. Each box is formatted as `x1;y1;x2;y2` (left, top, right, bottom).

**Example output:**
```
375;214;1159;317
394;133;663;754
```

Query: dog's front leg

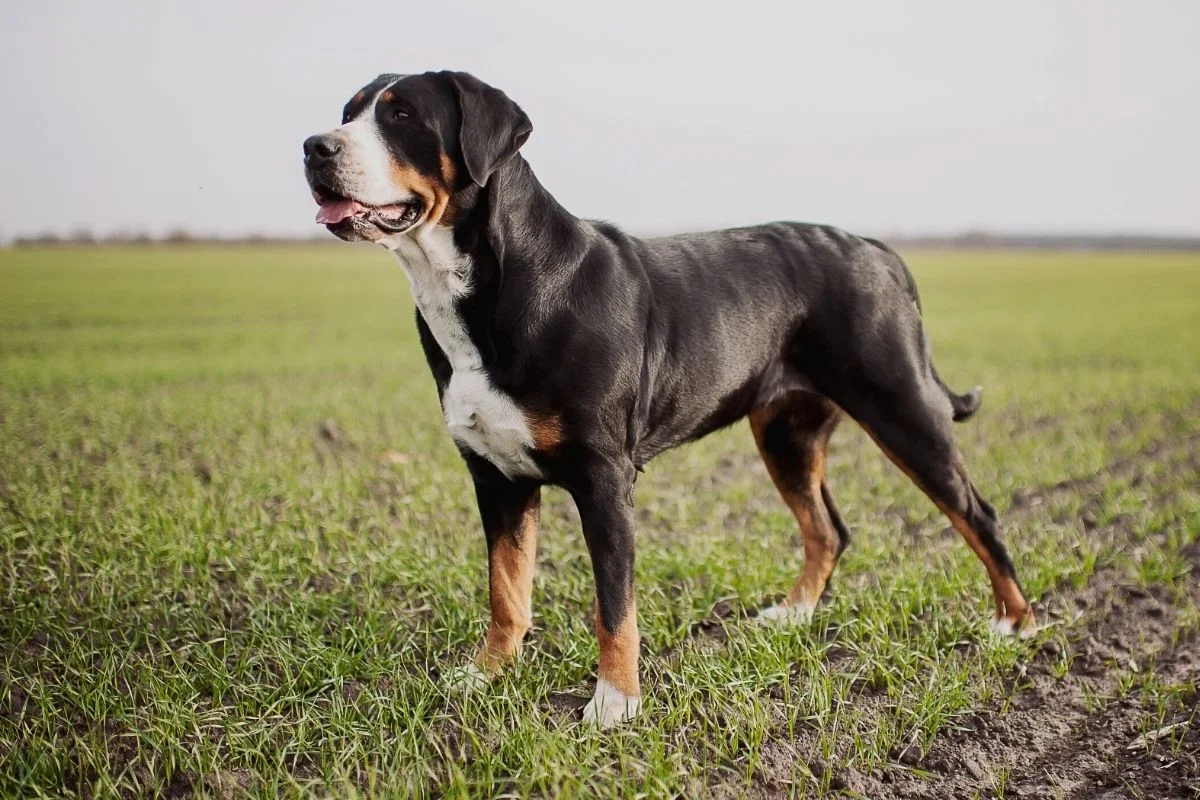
455;473;541;689
569;459;641;727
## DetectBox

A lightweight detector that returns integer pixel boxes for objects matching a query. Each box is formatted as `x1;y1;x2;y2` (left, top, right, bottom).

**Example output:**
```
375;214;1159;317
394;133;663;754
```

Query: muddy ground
705;433;1200;799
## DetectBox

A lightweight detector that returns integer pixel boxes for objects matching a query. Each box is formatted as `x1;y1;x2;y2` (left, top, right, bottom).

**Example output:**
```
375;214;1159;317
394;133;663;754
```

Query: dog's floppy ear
441;71;532;187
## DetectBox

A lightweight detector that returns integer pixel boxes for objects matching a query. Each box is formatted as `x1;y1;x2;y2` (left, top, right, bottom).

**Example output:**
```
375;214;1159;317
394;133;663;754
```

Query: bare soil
714;432;1200;799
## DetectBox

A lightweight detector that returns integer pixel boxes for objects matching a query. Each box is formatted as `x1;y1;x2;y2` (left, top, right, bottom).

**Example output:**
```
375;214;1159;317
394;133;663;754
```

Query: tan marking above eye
380;90;395;103
351;91;364;105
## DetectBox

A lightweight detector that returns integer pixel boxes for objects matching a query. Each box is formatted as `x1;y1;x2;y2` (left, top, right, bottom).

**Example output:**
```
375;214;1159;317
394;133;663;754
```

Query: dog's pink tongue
315;198;363;224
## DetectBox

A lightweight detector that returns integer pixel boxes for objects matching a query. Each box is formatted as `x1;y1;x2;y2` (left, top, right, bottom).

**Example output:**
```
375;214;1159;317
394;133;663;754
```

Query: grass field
1;245;1198;799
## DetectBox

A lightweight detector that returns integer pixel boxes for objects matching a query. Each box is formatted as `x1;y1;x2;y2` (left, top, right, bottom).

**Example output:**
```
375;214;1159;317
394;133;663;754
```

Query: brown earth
851;551;1200;799
702;431;1200;799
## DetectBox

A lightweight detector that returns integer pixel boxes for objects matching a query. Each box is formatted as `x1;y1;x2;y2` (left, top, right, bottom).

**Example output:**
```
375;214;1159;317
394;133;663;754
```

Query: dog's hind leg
749;392;849;625
824;365;1036;637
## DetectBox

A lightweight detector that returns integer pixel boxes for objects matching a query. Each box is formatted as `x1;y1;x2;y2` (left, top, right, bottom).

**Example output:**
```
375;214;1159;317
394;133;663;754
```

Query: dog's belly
442;368;542;479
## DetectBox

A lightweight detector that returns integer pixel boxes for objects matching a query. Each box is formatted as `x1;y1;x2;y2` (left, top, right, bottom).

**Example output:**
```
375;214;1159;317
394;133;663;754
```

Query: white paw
988;616;1015;637
446;662;490;693
988;615;1038;640
581;678;641;728
756;602;815;627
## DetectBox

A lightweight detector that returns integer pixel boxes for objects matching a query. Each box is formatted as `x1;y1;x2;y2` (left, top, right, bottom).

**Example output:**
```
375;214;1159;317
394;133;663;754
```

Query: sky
1;1;1197;241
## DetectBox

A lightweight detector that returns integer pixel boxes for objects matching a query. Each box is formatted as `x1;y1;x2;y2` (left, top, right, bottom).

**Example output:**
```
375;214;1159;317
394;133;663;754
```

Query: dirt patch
202;769;254;799
316;419;346;446
693;431;1200;798
544;691;590;723
1091;711;1200;800
193;459;214;484
852;546;1200;799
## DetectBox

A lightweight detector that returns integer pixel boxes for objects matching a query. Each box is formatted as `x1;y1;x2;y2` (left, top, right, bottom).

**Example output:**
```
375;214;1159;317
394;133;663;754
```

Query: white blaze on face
323;78;416;207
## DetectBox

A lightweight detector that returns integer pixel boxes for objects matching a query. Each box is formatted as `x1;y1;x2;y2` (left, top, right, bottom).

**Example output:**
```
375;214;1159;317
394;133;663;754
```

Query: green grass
1;245;1198;798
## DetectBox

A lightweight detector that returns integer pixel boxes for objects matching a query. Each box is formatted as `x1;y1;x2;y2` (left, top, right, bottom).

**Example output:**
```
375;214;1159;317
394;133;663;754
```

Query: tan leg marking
583;590;641;727
594;594;640;698
475;492;540;673
749;403;841;612
861;428;1034;634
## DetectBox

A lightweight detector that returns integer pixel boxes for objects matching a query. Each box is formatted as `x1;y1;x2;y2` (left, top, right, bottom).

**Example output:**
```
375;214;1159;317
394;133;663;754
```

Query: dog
302;71;1037;727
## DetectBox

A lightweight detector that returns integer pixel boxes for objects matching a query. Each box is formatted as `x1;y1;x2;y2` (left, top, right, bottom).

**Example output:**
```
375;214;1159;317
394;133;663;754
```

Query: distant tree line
885;230;1200;252
8;227;1200;251
8;229;334;247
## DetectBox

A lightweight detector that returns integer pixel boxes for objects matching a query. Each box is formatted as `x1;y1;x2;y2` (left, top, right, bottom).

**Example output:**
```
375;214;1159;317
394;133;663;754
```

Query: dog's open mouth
312;187;422;233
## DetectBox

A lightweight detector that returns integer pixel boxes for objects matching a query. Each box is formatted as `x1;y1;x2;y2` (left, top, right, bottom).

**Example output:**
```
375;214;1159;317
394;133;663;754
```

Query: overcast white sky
1;1;1197;241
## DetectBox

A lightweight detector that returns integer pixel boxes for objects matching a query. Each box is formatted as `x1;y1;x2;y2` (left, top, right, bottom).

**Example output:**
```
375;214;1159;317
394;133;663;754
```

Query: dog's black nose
303;134;342;162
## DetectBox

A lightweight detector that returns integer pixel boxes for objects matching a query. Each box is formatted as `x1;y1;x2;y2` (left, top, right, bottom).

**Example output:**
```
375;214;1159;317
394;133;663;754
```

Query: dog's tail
935;371;983;422
870;237;984;423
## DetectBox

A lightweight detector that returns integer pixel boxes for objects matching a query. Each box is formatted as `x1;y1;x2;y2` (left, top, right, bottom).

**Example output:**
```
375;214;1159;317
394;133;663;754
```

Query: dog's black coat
447;165;1001;629
304;72;1028;710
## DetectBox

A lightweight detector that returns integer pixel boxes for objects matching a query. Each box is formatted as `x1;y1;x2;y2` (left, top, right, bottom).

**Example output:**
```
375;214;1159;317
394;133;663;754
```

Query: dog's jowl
303;70;1037;728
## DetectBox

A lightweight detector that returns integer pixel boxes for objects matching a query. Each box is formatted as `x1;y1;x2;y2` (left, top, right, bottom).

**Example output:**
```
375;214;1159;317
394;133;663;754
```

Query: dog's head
303;71;531;242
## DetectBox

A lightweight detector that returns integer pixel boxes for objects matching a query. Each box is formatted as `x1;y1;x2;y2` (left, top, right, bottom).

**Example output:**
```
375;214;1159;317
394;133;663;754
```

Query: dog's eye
391;108;410;122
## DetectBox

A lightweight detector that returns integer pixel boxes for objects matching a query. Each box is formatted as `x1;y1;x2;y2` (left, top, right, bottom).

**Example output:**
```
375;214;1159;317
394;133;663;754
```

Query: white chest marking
387;227;543;479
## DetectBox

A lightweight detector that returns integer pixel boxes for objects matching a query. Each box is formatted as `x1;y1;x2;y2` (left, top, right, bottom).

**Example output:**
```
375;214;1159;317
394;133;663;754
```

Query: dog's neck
480;155;589;269
381;155;591;340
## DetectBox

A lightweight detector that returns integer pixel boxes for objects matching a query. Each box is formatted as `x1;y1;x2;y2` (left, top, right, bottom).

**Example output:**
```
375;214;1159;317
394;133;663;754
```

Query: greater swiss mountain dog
302;71;1036;728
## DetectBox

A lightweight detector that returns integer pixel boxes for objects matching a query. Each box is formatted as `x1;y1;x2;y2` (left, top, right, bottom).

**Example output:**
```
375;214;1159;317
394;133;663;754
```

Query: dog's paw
445;662;491;694
755;602;815;627
988;610;1037;640
581;678;641;728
